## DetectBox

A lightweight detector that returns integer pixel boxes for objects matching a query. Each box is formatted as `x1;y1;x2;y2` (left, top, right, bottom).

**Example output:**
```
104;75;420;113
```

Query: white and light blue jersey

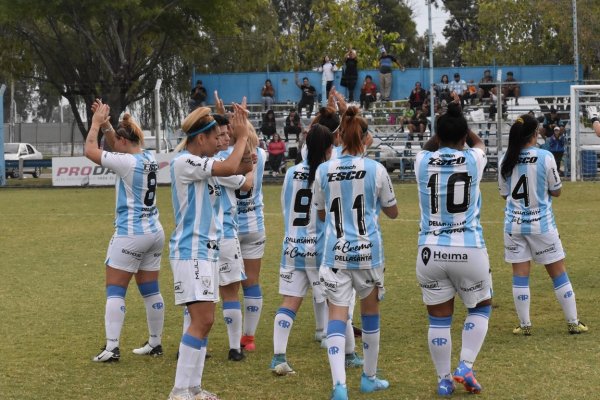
237;147;266;235
215;150;246;239
313;154;396;270
101;150;162;236
280;162;324;270
169;150;222;261
499;147;561;234
415;147;486;248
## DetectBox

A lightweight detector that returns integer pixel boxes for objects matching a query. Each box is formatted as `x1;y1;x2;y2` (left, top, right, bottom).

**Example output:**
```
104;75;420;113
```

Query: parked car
4;143;43;178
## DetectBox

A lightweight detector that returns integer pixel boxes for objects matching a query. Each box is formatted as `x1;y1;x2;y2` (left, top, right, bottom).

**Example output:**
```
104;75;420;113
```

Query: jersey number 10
427;172;471;214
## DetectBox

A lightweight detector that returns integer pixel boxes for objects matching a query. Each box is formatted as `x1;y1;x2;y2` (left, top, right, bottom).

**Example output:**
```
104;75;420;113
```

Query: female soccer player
237;130;267;352
214;114;255;361
85;101;165;363
270;124;334;376
415;100;492;396
499;114;588;336
168;105;251;400
314;106;398;400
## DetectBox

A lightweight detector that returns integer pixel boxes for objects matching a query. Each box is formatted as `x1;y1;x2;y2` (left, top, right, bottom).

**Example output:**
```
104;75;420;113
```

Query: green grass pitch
0;181;598;399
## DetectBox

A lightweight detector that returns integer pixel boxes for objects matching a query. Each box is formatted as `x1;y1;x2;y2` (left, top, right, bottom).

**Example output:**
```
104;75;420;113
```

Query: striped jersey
169;150;222;261
101;150;162;236
313;154;397;270
215;150;247;239
280;161;324;269
237;147;267;235
498;147;561;234
415;147;486;248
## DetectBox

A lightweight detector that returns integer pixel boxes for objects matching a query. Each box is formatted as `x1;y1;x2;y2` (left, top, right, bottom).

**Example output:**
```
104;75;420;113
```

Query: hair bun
344;105;359;118
446;102;462;118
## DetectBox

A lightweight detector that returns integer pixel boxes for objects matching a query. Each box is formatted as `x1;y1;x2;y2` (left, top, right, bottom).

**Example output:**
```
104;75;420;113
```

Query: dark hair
507;71;514;76
435;102;468;144
312;106;340;132
265;109;275;119
306;124;333;186
265;79;272;84
454;73;460;77
365;74;373;80
340;106;368;155
441;74;449;83
213;114;229;126
196;80;202;85
303;77;309;81
501;114;539;180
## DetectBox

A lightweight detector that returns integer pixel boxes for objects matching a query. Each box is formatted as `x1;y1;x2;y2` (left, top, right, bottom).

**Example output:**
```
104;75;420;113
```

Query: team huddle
83;93;587;400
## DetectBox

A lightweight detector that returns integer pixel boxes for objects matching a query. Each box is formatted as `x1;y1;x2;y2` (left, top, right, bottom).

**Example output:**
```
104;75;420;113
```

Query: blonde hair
117;114;144;145
176;107;216;152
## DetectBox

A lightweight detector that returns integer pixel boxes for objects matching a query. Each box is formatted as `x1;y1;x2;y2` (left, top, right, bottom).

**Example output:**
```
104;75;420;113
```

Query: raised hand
92;104;111;127
214;90;226;115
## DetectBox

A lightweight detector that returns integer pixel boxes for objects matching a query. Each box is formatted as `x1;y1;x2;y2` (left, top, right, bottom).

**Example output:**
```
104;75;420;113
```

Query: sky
411;1;450;44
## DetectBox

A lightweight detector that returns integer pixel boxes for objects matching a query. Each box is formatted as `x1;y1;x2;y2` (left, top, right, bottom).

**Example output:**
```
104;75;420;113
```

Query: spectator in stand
318;56;338;100
295;74;317;118
262;79;275;111
341;48;359;102
437;74;451;103
466;80;478;105
449;73;468;107
283;109;302;142
542;107;565;138
407;105;428;143
477;69;496;103
360;75;377;110
378;47;403;101
409;81;428;111
189;80;207;112
267;133;286;177
261;109;277;141
547;126;566;175
503;71;520;105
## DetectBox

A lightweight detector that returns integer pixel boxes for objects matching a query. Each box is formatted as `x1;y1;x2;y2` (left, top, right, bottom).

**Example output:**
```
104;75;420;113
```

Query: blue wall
193;65;581;105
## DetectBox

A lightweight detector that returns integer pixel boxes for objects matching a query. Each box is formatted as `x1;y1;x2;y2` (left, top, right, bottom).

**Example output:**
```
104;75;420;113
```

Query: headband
186;120;217;138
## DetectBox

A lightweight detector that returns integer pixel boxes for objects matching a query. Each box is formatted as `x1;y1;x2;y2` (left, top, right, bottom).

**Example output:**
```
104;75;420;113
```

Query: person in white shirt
318;55;338;101
85;101;166;364
167;105;252;400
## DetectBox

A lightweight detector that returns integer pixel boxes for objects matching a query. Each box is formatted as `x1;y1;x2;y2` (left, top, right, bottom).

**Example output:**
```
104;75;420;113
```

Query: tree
367;0;419;67
0;0;265;138
437;0;480;66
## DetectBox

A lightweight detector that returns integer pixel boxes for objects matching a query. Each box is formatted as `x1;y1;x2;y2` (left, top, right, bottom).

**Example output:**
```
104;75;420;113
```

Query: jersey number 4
511;174;530;207
427;172;471;214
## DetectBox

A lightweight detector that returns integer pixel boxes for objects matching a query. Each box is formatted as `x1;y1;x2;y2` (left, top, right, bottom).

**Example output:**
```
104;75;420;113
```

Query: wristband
101;126;113;134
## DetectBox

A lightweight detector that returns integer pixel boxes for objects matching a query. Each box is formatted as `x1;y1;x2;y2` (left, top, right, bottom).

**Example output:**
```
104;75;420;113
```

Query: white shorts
416;245;492;309
504;230;565;265
279;266;326;303
218;237;246;286
319;267;385;307
170;259;219;305
104;229;164;273
238;231;266;259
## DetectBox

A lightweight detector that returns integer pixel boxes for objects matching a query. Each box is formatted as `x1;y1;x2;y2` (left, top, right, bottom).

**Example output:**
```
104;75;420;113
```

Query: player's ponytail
116;114;144;145
306;124;333;186
340;105;368;155
501;114;539;180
